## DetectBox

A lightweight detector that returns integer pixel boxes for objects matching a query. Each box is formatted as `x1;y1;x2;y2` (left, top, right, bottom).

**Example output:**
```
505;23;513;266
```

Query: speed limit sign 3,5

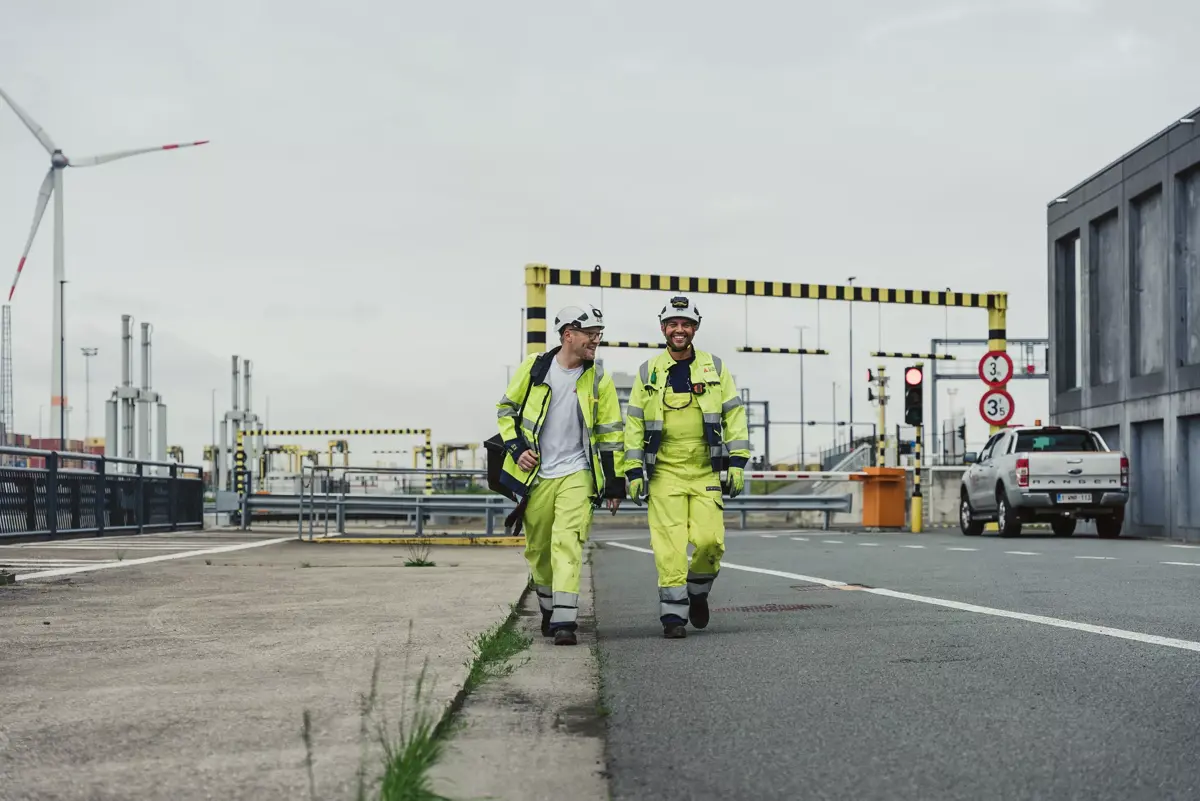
979;388;1015;427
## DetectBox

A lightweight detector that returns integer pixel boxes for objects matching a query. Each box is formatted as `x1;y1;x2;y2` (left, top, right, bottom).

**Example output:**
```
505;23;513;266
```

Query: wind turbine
0;86;208;442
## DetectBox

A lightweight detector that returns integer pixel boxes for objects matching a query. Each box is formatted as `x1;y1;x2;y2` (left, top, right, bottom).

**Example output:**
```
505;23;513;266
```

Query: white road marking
760;535;778;539
1165;544;1200;550
1161;561;1200;568
30;544;233;551
946;547;978;552
822;540;844;544
791;537;809;542
901;545;926;549
859;543;880;547
14;537;291;581
1005;551;1040;556
0;558;101;564
1076;556;1117;560
604;542;1200;654
2;539;251;550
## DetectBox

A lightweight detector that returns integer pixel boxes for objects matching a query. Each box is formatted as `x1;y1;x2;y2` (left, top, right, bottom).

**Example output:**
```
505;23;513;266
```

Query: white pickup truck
959;425;1128;538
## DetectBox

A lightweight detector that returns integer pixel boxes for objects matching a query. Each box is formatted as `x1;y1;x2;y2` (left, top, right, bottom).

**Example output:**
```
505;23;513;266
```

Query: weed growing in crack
464;612;533;694
404;538;435;567
299;621;452;801
296;601;533;800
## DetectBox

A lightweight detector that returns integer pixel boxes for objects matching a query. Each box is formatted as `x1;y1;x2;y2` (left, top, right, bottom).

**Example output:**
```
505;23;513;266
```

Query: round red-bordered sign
977;350;1014;387
979;388;1015;426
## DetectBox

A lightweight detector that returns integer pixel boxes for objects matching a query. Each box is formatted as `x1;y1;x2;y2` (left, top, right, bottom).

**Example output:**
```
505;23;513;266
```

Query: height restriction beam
871;351;957;361
524;264;1009;434
235;427;434;498
599;341;664;349
737;346;831;356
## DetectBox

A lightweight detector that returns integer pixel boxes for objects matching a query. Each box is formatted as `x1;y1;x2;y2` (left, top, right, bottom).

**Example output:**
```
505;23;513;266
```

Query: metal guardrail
242;491;854;539
0;446;206;541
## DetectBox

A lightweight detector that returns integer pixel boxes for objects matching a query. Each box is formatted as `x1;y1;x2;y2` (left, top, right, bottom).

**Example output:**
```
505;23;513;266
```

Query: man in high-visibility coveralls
623;295;750;639
495;304;626;645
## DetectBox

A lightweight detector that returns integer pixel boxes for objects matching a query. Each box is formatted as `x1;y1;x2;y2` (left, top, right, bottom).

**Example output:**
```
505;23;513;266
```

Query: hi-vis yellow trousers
649;387;725;624
523;469;594;632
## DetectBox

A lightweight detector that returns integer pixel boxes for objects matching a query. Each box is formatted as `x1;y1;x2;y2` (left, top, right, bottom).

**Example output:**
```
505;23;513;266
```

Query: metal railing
0;446;206;541
241;491;854;539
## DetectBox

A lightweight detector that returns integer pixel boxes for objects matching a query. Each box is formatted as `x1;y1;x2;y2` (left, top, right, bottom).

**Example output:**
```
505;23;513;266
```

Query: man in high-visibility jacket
624;295;750;639
495;304;626;645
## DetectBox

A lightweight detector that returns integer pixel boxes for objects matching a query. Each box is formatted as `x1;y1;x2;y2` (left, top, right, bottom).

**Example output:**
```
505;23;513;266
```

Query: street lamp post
794;324;809;466
847;276;856;449
81;347;98;442
831;381;839;450
211;388;217;493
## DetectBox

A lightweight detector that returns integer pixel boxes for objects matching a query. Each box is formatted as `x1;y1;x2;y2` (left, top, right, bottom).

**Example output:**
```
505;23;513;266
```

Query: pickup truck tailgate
1027;452;1124;493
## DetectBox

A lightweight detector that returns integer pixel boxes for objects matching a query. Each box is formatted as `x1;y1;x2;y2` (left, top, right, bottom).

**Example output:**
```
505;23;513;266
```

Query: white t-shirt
537;357;591;479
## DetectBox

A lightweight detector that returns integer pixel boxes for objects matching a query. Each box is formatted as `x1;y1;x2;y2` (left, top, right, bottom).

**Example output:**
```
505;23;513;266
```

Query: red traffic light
904;367;923;385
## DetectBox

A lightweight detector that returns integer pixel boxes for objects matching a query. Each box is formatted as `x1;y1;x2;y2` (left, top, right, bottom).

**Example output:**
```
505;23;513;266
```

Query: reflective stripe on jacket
622;348;750;484
495;347;626;502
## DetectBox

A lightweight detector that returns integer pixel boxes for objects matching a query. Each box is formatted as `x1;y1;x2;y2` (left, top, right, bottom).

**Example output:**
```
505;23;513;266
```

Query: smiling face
561;325;602;361
660;317;697;353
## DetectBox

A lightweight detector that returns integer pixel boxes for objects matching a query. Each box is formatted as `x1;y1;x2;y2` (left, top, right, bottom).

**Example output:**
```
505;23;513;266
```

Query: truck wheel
959;492;983;536
1051;518;1076;537
996;490;1022;537
1096;510;1124;539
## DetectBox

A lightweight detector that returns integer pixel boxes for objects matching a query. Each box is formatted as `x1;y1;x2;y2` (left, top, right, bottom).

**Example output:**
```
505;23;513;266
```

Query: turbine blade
71;139;210;167
0;86;58;154
8;169;55;302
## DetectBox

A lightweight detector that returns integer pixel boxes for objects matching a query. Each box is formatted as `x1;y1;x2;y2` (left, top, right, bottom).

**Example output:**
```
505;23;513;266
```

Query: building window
1054;230;1083;392
1130;186;1166;376
1178;165;1200;366
1089;210;1121;386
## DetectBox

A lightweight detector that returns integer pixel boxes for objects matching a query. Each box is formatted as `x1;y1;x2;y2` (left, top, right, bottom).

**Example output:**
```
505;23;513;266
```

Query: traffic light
903;364;923;425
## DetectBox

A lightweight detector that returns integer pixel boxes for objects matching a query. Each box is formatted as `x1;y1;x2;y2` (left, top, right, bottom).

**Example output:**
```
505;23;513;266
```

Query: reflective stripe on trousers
521;469;594;632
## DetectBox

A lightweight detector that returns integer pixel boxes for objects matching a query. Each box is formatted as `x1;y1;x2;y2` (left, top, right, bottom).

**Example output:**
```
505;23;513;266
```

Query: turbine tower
0;86;208;441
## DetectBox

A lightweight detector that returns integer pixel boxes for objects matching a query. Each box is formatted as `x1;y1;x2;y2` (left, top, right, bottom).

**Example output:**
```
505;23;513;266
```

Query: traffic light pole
912;420;923;533
875;364;887;468
898;361;925;533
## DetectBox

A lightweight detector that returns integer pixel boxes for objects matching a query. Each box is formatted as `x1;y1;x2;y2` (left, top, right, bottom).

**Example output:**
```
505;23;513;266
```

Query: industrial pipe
157;402;168;476
105;397;118;459
139;323;151;462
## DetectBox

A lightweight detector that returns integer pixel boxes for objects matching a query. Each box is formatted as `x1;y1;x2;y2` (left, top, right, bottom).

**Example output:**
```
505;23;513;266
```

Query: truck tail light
1016;457;1029;488
1120;456;1128;488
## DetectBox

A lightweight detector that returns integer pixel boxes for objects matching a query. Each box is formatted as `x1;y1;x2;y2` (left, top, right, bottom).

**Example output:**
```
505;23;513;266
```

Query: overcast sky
1;0;1197;469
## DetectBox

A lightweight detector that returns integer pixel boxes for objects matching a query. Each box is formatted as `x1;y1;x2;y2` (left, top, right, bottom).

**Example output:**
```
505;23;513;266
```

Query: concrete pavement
430;560;608;801
590;527;1200;801
0;532;529;800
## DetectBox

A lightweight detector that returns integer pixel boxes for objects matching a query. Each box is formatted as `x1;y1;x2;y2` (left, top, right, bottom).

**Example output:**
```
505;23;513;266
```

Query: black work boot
553;628;577;646
541;609;552;637
663;623;687;639
689;594;710;629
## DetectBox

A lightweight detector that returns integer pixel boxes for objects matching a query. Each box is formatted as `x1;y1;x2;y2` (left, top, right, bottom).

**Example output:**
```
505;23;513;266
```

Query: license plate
1057;493;1089;503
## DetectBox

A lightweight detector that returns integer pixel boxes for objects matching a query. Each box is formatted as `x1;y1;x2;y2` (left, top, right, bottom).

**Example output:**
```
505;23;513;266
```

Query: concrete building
1046;103;1200;542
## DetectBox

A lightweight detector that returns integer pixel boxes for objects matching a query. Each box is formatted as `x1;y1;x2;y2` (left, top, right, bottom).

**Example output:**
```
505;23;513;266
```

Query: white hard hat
553;304;606;334
659;295;701;325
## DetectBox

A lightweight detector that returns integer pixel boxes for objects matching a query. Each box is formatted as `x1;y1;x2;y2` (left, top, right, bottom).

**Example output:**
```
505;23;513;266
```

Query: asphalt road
590;528;1200;801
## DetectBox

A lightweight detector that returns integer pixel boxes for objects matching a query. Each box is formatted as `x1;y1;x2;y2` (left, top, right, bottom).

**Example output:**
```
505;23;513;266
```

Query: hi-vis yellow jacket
495;347;626;503
623;348;750;484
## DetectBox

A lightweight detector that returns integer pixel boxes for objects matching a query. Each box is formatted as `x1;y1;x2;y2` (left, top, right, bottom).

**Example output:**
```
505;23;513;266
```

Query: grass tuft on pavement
463;610;533;694
300;597;534;800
